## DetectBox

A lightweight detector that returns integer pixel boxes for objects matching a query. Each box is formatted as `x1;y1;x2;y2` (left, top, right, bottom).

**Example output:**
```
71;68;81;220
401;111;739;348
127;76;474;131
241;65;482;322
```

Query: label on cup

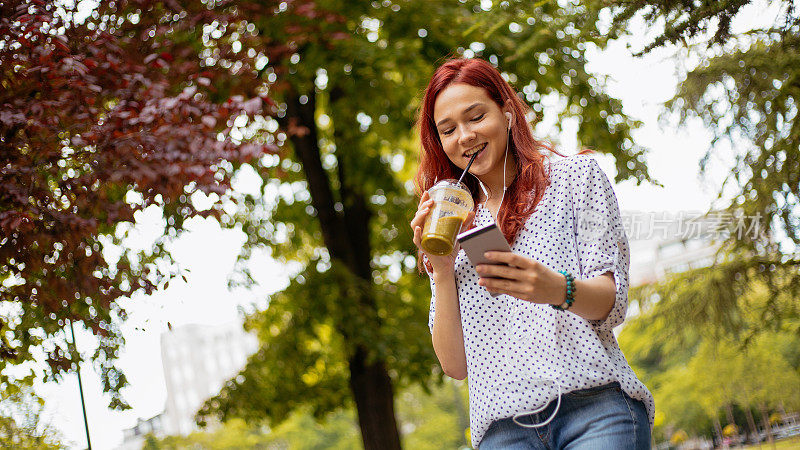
442;194;467;206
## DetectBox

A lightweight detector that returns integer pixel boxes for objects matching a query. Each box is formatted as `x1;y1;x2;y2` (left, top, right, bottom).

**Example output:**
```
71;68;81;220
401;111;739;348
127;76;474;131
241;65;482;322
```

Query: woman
410;58;654;449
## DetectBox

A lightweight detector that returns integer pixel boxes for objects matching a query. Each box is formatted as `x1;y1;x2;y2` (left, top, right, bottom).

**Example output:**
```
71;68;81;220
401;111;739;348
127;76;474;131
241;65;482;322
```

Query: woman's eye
470;113;485;122
441;128;455;135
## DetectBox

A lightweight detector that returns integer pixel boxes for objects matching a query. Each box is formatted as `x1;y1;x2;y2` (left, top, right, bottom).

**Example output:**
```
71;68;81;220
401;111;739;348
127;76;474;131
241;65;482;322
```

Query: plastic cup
420;179;474;256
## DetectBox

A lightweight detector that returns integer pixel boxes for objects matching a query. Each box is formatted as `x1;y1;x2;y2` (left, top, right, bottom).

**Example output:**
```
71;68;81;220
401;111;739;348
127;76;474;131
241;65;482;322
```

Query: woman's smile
464;143;487;160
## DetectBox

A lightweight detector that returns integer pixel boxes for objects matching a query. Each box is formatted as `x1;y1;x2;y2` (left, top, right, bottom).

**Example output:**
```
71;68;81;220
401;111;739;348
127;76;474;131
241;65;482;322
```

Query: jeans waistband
566;381;621;396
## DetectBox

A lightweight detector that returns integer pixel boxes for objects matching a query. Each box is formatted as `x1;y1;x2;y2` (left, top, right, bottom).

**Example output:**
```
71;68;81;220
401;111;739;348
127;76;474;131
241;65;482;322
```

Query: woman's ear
502;101;514;128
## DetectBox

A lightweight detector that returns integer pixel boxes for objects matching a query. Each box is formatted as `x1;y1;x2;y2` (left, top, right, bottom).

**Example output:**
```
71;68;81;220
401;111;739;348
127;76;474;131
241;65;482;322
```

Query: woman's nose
457;123;476;145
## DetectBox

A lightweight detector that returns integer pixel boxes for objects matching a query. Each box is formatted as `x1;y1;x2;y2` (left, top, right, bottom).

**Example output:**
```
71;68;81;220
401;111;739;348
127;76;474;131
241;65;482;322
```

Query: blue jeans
479;382;651;449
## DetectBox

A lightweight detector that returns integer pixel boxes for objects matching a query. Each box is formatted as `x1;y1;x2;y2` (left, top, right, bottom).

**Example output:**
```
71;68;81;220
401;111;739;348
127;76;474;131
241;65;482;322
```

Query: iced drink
421;180;474;256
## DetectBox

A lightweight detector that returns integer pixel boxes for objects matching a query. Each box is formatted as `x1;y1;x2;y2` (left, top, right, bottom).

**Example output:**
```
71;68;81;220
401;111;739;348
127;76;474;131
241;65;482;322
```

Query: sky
34;2;782;449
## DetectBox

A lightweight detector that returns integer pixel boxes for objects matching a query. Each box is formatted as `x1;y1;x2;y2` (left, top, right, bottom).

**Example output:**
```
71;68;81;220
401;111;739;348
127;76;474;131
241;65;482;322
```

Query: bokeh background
2;0;798;449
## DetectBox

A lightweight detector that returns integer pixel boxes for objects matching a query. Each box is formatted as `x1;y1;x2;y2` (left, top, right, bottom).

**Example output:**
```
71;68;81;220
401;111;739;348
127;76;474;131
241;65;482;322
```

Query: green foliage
1;0;308;407
200;0;655;435
617;303;702;383
155;379;470;449
606;0;800;338
197;256;447;423
395;380;471;449
630;253;800;343
666;32;800;250
619;294;800;440
148;414;360;449
622;246;800;442
605;0;797;54
0;376;65;449
198;262;357;426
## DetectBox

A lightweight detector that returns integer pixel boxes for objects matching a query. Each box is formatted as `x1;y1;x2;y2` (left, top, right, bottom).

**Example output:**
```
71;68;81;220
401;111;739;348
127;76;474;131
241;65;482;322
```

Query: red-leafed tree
0;0;334;409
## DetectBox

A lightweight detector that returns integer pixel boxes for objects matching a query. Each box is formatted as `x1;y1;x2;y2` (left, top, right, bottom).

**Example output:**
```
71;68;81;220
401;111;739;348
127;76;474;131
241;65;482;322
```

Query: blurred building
624;209;725;288
629;234;721;288
159;322;259;436
117;413;165;450
118;321;260;448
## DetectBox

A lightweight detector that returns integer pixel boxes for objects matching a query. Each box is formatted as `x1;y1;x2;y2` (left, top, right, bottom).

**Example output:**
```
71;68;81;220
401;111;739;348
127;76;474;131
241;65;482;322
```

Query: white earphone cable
490;113;567;429
473;115;511;223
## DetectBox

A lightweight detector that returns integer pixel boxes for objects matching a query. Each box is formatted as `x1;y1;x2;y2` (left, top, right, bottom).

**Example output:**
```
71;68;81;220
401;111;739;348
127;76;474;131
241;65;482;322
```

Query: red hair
415;58;569;273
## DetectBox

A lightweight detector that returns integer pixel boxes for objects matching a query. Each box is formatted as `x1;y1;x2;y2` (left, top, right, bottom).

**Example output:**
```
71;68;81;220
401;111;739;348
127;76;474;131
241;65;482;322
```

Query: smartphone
457;223;513;297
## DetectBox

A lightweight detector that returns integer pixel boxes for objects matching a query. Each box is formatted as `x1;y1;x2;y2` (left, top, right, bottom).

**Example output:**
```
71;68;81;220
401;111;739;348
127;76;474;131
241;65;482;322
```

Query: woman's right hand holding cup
411;190;475;277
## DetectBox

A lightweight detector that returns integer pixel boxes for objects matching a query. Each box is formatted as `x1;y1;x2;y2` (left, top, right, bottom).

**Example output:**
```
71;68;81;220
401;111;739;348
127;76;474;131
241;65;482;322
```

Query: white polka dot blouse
424;154;655;449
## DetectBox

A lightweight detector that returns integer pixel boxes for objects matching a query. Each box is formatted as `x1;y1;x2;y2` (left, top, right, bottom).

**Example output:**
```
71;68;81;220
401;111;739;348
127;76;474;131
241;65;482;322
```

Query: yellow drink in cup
421;180;474;256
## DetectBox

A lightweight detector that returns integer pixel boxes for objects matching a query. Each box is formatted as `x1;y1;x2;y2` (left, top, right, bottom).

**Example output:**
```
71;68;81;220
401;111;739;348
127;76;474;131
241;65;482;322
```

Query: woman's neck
477;157;517;204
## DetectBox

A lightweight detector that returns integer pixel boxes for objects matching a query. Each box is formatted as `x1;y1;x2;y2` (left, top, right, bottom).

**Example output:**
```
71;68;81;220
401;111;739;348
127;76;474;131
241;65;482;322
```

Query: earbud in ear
505;112;513;127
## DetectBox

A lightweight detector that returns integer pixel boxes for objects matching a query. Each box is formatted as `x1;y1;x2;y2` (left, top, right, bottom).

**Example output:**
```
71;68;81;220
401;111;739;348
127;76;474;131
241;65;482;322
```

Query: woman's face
432;83;511;180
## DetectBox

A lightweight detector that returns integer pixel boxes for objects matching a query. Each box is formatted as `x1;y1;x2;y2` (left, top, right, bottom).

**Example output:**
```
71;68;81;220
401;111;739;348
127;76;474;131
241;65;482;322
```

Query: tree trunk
282;88;402;450
744;406;759;448
760;403;774;445
725;402;735;427
279;89;353;266
725;402;738;445
348;344;402;450
714;416;725;449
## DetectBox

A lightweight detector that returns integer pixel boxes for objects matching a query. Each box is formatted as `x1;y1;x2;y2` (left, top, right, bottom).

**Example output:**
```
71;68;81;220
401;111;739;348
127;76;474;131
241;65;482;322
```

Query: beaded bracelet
551;270;575;311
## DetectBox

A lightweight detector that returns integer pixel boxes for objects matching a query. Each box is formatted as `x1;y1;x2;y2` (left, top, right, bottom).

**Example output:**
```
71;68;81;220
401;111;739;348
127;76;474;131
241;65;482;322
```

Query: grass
743;435;800;449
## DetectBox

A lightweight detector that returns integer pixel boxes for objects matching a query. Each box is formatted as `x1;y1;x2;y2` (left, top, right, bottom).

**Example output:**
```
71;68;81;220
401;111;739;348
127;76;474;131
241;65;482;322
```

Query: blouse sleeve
571;156;631;333
423;254;436;335
428;276;437;335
